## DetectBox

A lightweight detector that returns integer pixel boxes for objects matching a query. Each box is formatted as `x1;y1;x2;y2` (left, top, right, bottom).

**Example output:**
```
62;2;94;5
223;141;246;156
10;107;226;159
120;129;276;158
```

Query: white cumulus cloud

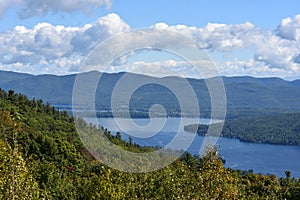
0;13;130;74
277;15;300;41
151;19;300;78
0;0;111;18
1;13;300;79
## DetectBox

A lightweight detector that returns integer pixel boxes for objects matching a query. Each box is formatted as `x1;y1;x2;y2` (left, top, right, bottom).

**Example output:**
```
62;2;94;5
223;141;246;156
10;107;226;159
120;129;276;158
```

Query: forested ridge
185;113;300;145
1;88;300;199
2;70;300;119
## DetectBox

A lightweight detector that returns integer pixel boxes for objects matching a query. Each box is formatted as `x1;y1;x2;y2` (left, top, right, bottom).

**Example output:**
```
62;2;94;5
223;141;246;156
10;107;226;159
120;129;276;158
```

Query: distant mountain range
1;70;300;118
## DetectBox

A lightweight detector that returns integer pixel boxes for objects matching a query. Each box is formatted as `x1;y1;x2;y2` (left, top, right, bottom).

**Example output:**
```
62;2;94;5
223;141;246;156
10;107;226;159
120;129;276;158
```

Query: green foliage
0;111;40;199
185;112;300;145
1;88;300;199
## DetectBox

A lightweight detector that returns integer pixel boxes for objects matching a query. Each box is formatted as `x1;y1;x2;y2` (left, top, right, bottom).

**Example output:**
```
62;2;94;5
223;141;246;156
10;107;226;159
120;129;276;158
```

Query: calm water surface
84;117;300;177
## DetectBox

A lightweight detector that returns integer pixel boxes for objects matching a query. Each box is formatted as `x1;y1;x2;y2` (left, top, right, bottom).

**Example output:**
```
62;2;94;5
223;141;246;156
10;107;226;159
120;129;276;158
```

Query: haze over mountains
1;70;300;118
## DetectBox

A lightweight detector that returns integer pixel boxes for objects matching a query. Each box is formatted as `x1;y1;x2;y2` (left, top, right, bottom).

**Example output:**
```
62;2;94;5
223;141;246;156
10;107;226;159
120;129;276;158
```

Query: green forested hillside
1;89;300;199
2;70;300;119
185;113;300;145
0;70;33;85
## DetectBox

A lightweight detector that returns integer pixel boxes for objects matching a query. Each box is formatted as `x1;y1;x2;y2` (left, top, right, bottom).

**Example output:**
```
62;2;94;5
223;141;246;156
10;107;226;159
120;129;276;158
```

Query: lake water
83;117;300;178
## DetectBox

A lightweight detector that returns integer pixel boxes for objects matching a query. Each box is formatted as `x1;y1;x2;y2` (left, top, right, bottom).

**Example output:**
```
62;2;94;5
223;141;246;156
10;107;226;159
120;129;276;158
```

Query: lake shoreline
82;117;300;178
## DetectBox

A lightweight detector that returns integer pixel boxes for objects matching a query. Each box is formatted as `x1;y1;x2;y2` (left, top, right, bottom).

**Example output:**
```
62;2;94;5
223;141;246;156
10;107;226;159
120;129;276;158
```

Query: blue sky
0;0;300;79
2;0;299;30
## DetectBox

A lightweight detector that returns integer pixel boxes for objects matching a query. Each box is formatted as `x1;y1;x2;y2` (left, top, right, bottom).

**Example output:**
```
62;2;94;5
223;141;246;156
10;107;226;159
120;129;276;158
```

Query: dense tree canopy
185;113;300;145
0;88;300;199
